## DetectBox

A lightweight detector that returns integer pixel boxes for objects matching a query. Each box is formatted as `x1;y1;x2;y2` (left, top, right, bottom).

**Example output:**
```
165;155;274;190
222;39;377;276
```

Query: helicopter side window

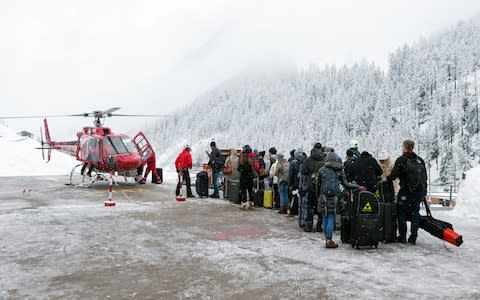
121;137;137;153
86;138;100;163
103;138;116;155
108;137;128;154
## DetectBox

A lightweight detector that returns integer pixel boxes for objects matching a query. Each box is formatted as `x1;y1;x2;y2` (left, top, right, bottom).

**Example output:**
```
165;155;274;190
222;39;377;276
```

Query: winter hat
378;150;388;161
259;150;266;157
314;142;322;149
294;148;304;158
326;151;337;162
210;141;216;147
269;147;277;155
350;139;359;149
346;149;354;157
277;153;285;160
242;145;252;154
185;144;191;151
254;149;259;156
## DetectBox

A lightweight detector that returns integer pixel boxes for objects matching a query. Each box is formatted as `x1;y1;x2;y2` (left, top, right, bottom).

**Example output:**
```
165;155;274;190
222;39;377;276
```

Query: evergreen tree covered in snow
148;14;480;186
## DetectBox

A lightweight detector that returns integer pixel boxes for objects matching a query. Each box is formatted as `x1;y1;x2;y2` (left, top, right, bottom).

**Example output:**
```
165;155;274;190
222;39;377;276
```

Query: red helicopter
2;108;162;186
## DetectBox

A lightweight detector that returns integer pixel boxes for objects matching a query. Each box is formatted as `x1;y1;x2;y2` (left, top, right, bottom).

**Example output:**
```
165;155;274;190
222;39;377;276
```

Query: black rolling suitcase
350;191;382;249
378;181;397;243
196;171;209;198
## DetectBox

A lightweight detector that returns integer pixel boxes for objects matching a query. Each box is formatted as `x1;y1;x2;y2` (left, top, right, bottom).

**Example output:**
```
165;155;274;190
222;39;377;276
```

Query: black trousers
176;169;192;196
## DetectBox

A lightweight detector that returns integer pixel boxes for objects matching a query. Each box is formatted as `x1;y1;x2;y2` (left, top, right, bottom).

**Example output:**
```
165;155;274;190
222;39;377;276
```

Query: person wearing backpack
206;141;224;198
274;153;290;214
317;151;359;248
385;140;427;245
300;142;325;232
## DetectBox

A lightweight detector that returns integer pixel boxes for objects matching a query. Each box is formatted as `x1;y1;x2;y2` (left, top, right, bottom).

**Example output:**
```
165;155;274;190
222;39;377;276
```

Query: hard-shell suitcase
196;171;209;198
263;189;273;208
380;202;397;243
290;193;299;215
229;180;241;204
254;190;264;207
350;191;382;249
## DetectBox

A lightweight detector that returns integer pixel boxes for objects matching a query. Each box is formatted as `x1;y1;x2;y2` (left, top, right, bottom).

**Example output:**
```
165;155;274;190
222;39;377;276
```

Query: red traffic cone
443;228;463;247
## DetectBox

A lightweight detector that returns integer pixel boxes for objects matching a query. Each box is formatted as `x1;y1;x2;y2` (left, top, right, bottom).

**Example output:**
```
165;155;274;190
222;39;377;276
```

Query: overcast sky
2;0;480;139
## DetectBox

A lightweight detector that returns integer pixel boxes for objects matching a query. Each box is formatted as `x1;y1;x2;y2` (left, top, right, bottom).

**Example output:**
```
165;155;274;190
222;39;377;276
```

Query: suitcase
341;216;351;243
380;202;397;243
151;168;163;183
263;190;273;208
229;180;241;204
254;190;264;207
379;180;395;203
196;171;209;198
350;191;382;249
290;193;299;215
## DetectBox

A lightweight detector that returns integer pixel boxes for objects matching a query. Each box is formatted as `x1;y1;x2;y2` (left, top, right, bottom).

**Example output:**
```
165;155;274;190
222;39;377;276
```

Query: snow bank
453;165;480;220
0;124;75;176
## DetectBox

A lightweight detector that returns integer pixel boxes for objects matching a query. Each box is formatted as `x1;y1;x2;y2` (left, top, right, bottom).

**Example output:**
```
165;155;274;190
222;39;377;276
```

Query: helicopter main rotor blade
102;107;121;116
110;114;170;117
0;114;84;119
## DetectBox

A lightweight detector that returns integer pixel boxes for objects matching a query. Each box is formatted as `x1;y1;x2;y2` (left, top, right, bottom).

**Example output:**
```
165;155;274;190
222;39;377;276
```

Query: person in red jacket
175;145;194;197
139;149;161;184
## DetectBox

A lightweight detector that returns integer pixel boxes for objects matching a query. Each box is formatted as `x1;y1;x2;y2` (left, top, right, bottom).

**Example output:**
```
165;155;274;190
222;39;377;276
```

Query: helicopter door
132;131;154;164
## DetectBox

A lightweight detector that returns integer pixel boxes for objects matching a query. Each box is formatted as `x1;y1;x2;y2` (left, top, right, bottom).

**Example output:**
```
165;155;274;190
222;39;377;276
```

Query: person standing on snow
300;142;325;232
238;146;255;209
274;153;290;214
317;151;359;248
175;145;194;198
350;151;383;192
205;141;224;198
385;140;427;245
377;149;400;194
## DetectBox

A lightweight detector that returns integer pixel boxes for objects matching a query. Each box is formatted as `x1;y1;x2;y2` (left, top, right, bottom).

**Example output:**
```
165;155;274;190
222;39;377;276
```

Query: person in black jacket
344;149;356;183
300;142;325;232
385;140;427;245
351;151;382;192
206;141;223;198
238;151;255;209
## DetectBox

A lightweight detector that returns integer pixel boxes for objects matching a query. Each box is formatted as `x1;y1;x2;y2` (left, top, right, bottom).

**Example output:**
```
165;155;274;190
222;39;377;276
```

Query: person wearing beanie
205;141;223;198
385;140;427;245
316;150;359;248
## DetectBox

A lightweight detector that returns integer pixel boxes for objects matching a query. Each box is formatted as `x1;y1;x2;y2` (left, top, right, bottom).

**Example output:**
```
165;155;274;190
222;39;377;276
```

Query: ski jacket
351;151;383;192
175;149;192;169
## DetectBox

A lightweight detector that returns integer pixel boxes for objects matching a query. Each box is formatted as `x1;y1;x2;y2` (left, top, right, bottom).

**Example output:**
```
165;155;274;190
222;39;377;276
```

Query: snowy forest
148;14;480;186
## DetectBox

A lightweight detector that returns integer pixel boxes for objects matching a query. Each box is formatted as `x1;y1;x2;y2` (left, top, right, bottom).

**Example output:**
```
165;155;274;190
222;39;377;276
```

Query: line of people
174;139;427;248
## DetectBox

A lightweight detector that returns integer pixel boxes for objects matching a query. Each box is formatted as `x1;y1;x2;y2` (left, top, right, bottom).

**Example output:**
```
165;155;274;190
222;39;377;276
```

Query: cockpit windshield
103;137;137;154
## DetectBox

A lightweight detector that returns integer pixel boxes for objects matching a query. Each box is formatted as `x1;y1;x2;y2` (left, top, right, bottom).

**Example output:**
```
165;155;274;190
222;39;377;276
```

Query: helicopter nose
115;153;142;171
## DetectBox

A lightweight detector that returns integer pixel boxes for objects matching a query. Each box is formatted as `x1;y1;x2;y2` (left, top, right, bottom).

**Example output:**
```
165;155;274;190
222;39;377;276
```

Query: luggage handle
423;196;432;217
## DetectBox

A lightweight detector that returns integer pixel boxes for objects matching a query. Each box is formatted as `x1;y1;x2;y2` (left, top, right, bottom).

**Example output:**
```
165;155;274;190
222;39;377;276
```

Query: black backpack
405;157;427;193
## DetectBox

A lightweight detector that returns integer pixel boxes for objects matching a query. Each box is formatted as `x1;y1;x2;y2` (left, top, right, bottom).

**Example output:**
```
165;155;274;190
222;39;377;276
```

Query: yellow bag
263;190;273;208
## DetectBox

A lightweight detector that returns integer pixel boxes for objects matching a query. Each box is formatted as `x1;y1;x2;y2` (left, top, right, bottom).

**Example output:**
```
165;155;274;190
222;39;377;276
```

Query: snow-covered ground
1;123;480;298
0;124;74;177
